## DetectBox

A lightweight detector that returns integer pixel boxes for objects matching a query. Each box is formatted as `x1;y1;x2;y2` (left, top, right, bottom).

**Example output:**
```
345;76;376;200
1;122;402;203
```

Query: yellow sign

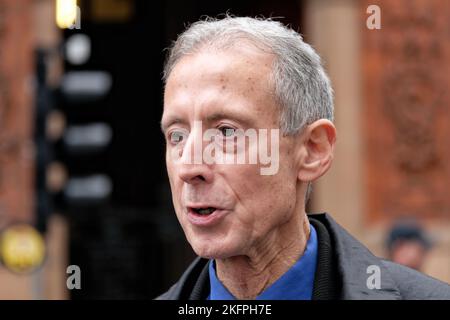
0;225;46;274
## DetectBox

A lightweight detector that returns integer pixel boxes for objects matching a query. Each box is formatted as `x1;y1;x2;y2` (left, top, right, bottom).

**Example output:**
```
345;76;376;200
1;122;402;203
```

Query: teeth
196;207;215;215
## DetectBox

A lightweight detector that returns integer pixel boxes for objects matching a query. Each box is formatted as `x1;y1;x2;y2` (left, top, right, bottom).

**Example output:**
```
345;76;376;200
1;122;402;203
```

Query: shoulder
311;213;450;300
155;283;178;300
154;257;210;300
380;259;450;300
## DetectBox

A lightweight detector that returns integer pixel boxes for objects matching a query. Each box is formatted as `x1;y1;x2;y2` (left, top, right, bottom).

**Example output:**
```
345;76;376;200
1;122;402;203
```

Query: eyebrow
160;109;253;133
160;117;186;133
205;111;252;127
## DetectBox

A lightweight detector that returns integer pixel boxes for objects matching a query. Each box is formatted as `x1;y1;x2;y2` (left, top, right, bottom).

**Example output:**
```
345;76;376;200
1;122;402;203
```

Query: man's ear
297;119;336;182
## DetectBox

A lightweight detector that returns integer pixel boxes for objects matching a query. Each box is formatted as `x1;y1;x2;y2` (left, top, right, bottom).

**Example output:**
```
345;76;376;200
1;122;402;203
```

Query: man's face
162;46;303;259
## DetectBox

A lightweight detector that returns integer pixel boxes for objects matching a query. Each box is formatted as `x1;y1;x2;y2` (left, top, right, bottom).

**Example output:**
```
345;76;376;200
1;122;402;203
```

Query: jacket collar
164;213;402;300
314;213;402;300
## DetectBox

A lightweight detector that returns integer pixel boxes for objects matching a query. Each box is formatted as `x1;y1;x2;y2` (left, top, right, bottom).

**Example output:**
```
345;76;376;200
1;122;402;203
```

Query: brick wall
0;0;34;227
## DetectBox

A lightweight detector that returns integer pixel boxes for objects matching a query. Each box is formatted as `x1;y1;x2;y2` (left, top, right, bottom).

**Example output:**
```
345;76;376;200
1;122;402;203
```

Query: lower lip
186;208;229;227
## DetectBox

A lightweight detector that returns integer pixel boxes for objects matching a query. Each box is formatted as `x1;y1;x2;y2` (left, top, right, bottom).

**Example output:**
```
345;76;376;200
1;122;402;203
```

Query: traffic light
34;1;186;298
55;45;114;208
33;30;114;226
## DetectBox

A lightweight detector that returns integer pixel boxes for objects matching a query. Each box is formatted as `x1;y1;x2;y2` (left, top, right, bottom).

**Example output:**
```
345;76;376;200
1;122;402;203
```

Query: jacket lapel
163;213;403;300
316;213;402;300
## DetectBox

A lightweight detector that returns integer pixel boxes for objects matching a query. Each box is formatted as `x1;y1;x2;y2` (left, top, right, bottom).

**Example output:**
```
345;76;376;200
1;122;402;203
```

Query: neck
215;212;310;299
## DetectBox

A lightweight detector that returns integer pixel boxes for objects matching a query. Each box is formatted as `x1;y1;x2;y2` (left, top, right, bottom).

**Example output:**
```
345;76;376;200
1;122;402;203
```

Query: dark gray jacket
157;213;450;300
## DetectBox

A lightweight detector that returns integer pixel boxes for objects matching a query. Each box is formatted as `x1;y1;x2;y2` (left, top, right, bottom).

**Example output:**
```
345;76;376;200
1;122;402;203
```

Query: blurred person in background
387;220;432;272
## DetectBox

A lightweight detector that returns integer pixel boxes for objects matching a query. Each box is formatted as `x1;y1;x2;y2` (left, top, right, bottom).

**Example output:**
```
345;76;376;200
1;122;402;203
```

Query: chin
190;239;237;260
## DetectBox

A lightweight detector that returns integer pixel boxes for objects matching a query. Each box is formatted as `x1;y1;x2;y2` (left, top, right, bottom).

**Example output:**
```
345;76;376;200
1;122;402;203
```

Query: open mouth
191;207;217;215
186;205;228;226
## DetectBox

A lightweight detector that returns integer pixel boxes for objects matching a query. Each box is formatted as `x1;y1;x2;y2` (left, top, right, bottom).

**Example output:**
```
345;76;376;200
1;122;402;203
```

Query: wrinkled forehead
162;47;279;130
164;45;275;99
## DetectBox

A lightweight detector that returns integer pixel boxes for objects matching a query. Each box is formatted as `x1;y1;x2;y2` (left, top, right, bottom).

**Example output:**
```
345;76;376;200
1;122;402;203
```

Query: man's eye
219;127;236;138
169;131;187;144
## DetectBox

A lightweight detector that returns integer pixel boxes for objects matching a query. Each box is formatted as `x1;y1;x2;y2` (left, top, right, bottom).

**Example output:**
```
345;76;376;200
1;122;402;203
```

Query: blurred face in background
390;240;428;271
162;45;307;259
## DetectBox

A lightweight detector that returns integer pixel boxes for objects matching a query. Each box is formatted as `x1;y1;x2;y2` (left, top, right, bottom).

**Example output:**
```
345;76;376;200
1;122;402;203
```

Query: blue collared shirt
208;224;318;300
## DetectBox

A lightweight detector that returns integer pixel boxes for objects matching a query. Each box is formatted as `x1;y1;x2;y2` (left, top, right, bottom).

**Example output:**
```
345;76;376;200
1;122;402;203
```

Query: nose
177;126;214;185
178;162;213;185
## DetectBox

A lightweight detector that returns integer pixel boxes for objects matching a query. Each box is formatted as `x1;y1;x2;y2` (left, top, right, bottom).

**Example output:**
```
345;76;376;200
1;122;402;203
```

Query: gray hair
163;15;334;135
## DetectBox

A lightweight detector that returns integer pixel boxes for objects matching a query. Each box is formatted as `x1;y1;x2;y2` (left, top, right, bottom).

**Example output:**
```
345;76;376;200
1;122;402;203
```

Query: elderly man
158;16;450;300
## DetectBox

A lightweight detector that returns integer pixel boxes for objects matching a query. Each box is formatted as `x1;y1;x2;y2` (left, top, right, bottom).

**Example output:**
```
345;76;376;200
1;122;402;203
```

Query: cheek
259;176;296;216
231;165;297;222
165;160;183;212
166;153;179;188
